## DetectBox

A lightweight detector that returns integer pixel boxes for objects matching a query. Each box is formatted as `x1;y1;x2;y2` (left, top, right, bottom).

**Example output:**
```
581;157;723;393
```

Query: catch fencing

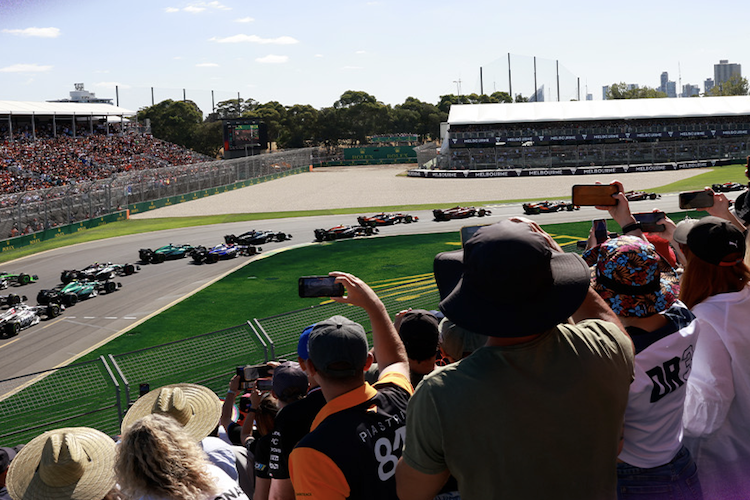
0;277;440;446
0;148;316;241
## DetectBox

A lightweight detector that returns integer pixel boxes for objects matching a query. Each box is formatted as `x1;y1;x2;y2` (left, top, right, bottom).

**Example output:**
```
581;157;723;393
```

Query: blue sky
1;0;747;116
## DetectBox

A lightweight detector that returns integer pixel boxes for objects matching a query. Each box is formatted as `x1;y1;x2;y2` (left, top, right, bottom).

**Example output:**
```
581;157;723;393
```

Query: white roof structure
0;100;134;117
448;96;750;125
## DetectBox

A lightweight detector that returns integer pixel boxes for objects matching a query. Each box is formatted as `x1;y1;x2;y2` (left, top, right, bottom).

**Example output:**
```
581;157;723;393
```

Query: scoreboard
223;119;268;158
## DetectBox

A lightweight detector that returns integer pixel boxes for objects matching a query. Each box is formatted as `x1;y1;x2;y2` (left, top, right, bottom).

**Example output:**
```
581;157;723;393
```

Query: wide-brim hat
584;235;678;318
439;220;590;337
6;427;116;500
121;383;221;442
734;188;750;225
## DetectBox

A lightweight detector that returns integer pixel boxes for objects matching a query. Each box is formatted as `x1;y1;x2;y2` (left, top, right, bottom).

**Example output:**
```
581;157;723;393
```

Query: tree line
605;76;749;99
136;90;514;158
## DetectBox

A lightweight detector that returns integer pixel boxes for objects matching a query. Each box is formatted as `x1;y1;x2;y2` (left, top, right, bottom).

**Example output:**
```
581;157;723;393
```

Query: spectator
288;272;412;500
732;156;750;225
437;317;487;364
679;217;750;499
396;219;635;500
121;383;239;483
268;325;327;500
395;309;440;387
241;391;279;500
6;427;118;500
116;413;249;500
0;446;20;500
585;235;702;499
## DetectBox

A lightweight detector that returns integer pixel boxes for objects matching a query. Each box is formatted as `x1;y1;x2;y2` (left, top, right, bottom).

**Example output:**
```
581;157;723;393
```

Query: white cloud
196;62;219;67
184;5;206;13
177;1;230;13
314;54;324;58
209;34;298;45
0;63;53;73
2;27;60;38
234;16;254;23
256;54;288;64
165;7;179;12
356;50;366;54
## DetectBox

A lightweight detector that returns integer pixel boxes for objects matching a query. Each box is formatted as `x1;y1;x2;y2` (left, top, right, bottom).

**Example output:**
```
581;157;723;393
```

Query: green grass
2;162;745;265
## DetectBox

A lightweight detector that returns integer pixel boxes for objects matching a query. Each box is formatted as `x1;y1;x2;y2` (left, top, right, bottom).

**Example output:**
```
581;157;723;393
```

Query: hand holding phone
678;190;714;210
298;275;345;298
572;184;620;206
633;211;666;232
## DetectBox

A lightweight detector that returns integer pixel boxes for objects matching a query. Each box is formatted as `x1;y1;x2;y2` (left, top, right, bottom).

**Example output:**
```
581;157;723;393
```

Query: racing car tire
124;264;136;275
207;254;219;264
64;293;78;307
104;281;117;293
18;273;31;285
47;304;61;318
8;294;22;306
478;209;487;217
5;322;19;337
154;253;167;264
404;215;414;223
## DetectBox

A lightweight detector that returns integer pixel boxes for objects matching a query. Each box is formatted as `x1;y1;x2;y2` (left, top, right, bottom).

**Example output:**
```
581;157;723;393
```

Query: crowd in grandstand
0;133;210;195
2;168;750;499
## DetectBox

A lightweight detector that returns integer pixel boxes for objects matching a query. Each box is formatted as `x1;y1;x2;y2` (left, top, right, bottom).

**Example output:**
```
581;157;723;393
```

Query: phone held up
572;184;620;206
593;219;608;245
298;275;345;298
633;211;666;232
236;363;273;390
678;190;714;210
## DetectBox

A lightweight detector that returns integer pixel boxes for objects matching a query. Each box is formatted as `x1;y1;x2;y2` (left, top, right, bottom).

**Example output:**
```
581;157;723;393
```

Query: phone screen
572;184;619;206
593;219;608;244
298;276;345;298
633;212;666;232
678;191;714;209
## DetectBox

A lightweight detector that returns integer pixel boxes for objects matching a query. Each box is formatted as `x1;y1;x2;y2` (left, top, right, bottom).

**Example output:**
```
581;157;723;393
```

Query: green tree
192;121;223;158
243;101;286;148
490;91;513;103
605;82;666;99
332;91;389;145
708;75;749;96
279;104;319;148
137;99;203;149
394;97;446;140
212;97;258;120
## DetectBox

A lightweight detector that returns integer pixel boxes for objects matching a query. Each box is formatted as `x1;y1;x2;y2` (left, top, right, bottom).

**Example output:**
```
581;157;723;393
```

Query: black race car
314;225;378;242
711;182;746;193
224;230;292;246
60;262;139;284
522;201;579;215
0;293;26;308
624;190;661;202
433;206;491;221
357;213;419;227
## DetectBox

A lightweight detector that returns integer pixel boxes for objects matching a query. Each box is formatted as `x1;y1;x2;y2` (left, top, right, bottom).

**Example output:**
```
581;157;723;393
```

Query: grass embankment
1;163;745;265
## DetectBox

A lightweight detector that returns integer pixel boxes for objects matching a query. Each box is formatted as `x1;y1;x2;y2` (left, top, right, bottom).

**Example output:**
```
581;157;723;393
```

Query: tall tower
714;60;742;86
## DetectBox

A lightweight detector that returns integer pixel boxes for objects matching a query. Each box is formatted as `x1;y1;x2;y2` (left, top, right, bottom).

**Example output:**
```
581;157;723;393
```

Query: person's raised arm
220;374;241;432
707;191;747;232
329;272;409;379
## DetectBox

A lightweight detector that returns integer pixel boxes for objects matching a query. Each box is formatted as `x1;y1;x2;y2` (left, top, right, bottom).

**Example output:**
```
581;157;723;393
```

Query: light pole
453;79;462;96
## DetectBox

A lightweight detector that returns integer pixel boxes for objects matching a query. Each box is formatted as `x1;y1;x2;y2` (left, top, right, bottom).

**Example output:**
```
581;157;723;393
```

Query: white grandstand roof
0;100;134;116
448;96;750;125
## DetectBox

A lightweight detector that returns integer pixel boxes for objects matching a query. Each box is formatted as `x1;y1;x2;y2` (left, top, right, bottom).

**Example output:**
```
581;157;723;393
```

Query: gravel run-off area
131;164;711;219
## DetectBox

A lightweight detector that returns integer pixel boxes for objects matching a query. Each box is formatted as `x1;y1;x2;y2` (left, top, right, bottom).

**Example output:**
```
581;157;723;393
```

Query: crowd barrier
0;275;439;447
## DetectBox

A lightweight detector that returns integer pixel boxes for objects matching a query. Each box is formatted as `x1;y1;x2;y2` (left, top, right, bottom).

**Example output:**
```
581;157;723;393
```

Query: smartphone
256;378;274;392
678;191;714;209
633;212;666;232
591;219;607;244
572;184;620;206
298;276;345;298
236;365;259;390
460;224;487;247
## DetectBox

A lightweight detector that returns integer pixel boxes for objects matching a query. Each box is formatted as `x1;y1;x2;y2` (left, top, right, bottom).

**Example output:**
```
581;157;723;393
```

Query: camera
572;184;620;206
298;276;345;298
633;211;666;232
678;191;714;210
236;363;272;389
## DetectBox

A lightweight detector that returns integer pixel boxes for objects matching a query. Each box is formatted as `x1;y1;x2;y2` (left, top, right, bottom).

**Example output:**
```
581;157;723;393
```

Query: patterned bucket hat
583;235;679;317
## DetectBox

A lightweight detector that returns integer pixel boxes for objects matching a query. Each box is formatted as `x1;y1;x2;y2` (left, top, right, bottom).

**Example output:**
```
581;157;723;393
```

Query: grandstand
437;96;750;171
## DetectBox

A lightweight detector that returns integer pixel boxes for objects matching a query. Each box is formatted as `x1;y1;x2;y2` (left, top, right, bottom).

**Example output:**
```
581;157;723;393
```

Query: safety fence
0;276;440;447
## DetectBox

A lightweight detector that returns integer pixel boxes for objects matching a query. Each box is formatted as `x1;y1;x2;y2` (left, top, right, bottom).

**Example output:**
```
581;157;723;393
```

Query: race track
0;165;734;384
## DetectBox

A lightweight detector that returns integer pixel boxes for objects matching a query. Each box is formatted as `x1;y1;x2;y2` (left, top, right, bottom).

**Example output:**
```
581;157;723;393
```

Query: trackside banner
407;160;731;179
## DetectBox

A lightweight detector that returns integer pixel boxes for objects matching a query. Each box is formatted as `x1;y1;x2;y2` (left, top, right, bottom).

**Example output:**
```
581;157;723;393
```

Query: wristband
621;221;641;233
226;391;237;397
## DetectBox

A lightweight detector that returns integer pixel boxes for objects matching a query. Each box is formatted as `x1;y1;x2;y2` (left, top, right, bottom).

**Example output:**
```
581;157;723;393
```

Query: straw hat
121;383;221;442
6;427;116;500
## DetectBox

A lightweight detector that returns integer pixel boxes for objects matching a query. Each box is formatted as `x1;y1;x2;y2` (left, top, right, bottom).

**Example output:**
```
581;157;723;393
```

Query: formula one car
711;182;746;193
0;293;26;308
522;201;579;215
224;230;292;246
191;243;261;264
37;279;121;307
139;244;196;264
0;272;39;289
432;206;491;221
0;303;62;337
623;190;661;202
314;225;378;242
60;262;139;284
356;213;419;227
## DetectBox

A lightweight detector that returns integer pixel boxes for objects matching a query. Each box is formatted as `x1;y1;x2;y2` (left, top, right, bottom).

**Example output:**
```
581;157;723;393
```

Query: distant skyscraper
586;93;593;101
682;84;700;97
714;60;742;86
659;72;677;98
705;78;715;94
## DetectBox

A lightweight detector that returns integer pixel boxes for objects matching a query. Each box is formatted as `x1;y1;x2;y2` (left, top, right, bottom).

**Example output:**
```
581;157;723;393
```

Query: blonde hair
679;248;750;308
116;413;216;500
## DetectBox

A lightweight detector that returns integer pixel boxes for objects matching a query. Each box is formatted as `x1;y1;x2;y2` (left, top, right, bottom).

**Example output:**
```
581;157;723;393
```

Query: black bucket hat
438;220;590;337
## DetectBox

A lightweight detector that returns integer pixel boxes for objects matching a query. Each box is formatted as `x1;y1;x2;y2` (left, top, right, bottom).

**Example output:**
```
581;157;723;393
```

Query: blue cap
297;323;316;360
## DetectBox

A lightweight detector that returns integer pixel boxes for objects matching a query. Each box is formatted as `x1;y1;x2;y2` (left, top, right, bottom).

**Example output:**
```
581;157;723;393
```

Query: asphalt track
0;165;735;386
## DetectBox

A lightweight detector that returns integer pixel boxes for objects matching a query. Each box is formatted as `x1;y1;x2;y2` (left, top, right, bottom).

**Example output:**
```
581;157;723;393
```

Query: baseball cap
439;220;590;337
397;309;439;362
308;315;369;378
272;361;309;402
0;446;17;473
438;318;487;361
673;218;699;245
296;323;316;361
685;216;746;266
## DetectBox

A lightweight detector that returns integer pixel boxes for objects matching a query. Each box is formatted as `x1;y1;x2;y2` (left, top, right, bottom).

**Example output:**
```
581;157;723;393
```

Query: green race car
0;272;39;289
37;279;121;307
138;244;196;264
